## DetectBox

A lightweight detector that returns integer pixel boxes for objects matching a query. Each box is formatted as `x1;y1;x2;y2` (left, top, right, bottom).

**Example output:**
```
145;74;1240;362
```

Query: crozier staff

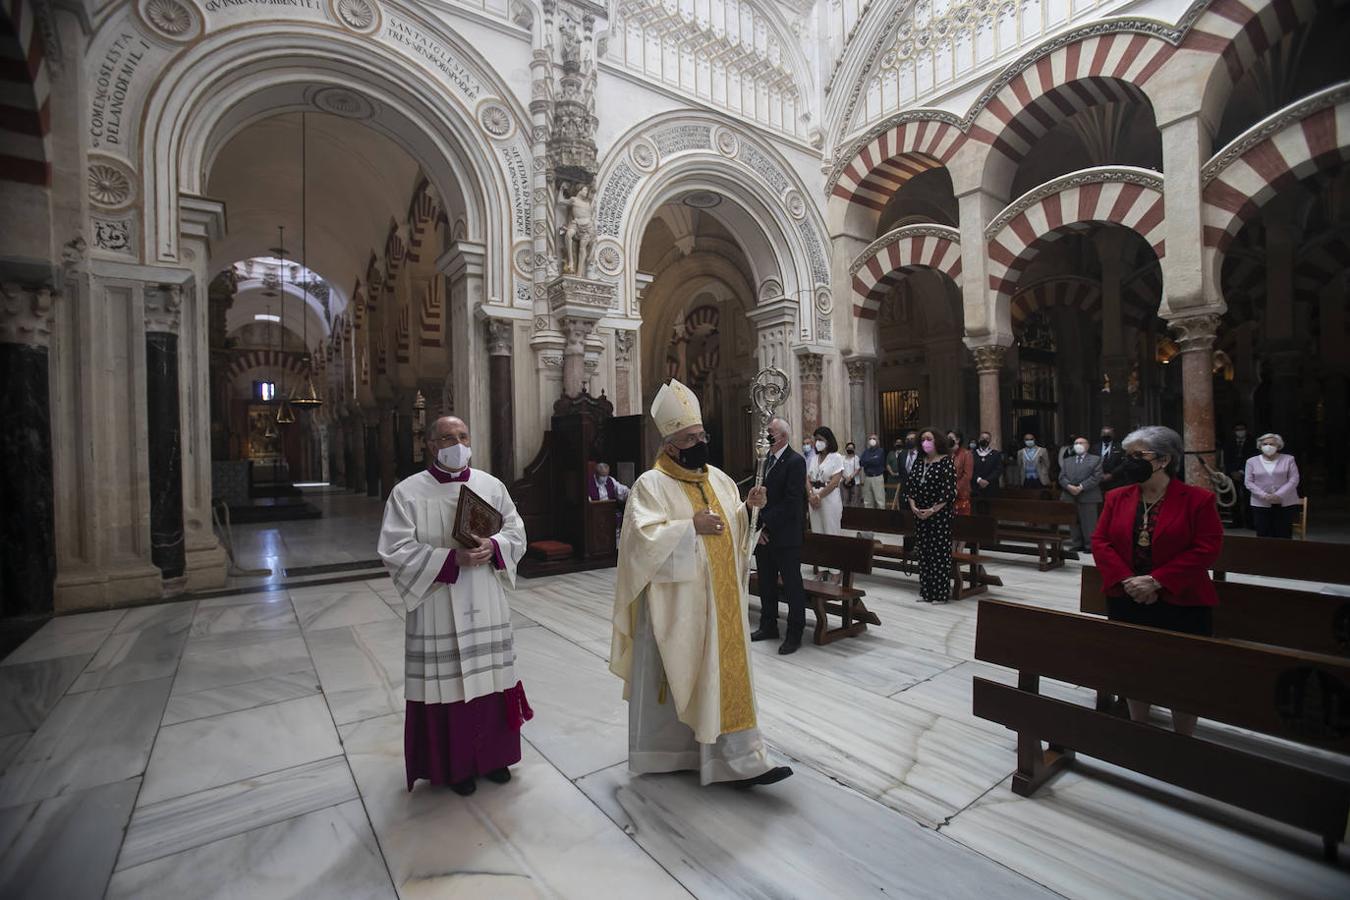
378;416;530;796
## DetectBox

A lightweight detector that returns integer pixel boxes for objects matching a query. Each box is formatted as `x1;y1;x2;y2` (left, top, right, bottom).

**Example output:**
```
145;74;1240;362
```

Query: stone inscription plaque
89;33;154;150
382;15;483;103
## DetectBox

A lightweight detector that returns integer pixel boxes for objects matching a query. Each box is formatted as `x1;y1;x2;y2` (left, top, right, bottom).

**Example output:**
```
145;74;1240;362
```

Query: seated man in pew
1091;425;1223;735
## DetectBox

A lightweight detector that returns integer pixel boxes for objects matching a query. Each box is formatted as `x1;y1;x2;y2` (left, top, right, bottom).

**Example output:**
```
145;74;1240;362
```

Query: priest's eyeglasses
669;431;710;449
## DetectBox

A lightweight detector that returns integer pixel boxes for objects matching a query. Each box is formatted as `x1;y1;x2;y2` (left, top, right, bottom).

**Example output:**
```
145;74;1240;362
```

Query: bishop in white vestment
610;380;793;787
378;416;530;795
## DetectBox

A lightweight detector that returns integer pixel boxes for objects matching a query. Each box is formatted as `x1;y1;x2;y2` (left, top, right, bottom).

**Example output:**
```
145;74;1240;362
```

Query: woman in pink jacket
1244;433;1301;539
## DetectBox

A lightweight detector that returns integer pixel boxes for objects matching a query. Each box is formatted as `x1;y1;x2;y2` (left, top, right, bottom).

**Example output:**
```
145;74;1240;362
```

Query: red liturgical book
452;485;504;549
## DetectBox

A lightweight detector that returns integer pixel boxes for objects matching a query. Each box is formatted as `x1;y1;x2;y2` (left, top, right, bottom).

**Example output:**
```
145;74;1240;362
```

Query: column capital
145;284;184;335
1167;313;1221;353
484;317;514;357
970;343;1009;373
437;239;487;278
844;355;873;384
613;328;636;367
0;281;55;347
796;349;824;385
559;315;598;353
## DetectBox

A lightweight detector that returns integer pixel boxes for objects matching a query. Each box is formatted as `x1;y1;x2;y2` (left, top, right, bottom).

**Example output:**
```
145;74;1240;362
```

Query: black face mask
1101;433;1113;442
1118;456;1156;485
978;439;990;449
674;441;709;471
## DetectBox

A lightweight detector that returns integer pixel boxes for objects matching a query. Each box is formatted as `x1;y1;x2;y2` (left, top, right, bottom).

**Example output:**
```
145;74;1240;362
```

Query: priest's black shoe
449;777;477;796
730;766;794;789
750;626;780;642
485;767;512;784
777;632;802;655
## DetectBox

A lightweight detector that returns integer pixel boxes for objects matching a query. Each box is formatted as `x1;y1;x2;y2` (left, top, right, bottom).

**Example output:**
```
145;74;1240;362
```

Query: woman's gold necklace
1138;493;1164;547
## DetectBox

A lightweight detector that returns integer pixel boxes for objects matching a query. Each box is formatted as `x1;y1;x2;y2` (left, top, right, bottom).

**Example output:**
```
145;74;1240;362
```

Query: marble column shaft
845;357;872;443
145;327;186;581
0;280;56;616
971;345;1008;450
486;318;515;482
1168;314;1220;488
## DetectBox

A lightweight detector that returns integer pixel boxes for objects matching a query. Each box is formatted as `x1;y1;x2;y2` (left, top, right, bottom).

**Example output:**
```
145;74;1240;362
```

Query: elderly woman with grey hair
1090;425;1223;736
1244;432;1301;539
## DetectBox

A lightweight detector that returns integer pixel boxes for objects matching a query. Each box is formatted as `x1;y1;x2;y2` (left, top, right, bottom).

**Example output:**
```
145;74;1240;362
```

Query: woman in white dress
807;426;845;581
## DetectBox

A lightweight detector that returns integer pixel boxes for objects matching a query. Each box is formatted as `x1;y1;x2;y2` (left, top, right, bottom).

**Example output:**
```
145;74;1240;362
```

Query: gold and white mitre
650;378;703;438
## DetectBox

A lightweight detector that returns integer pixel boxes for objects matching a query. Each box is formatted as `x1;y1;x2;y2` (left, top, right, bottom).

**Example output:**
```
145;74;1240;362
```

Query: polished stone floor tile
941;762;1350;900
139;694;342;806
0;654;89;737
0;733;29;774
119;756;358;870
578;761;1054;899
189;600;298;638
0;777;140;900
303;619;404;725
0;677;171;808
194;589;293;610
106;799;395;900
512;626;627;779
0;610;124;667
289;586;398;632
160;671;321;726
69;604;194;693
171;628;312;696
340;714;688;898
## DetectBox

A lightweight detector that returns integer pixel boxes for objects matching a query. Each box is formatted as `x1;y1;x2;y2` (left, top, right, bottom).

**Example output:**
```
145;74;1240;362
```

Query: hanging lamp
274;224;296;425
291;110;324;408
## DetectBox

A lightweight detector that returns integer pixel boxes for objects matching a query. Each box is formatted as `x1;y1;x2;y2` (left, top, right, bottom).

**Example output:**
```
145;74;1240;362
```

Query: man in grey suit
1058;435;1102;551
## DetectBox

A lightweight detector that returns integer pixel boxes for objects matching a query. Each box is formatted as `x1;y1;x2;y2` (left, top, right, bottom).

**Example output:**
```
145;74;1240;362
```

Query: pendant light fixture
274;223;296;425
291;110;323;409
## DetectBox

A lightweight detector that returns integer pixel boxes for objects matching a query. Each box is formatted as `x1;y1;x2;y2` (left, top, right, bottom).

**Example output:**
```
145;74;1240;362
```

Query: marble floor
2;546;1348;898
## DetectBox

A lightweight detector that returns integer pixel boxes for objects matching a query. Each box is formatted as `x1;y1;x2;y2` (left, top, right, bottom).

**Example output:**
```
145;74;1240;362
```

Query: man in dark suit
750;416;808;655
1094;426;1126;492
1220;422;1258;527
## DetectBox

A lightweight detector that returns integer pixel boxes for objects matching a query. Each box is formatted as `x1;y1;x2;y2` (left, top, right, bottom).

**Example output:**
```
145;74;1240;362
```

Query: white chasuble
611;456;764;746
378;468;526;705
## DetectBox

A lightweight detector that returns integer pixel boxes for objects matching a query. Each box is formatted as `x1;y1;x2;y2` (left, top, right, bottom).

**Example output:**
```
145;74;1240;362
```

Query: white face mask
437;443;472;470
1260;444;1278;457
867;439;878;447
815;439;827;452
1074;444;1088;455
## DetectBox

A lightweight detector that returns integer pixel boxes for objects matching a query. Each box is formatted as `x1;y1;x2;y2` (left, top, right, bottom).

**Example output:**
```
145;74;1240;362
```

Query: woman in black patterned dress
903;427;957;603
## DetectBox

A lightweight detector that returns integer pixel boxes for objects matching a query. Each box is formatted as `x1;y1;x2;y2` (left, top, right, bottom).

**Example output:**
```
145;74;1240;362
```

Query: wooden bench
973;498;1078;570
841;507;1004;601
973;599;1350;860
1213;534;1350;585
748;532;879;645
1079;565;1350;658
997;486;1055;502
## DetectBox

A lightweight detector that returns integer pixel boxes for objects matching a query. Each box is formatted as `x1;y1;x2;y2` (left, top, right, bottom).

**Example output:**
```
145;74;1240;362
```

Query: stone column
329;414;346;487
1320;276;1349;493
379;408;396;500
1094;228;1132;433
613;329;636;415
485;317;515;481
797;350;824;435
845;356;873;442
144;285;186;585
970;343;1009;449
547;274;612;406
1156;114;1215;319
1167;313;1221;487
0;275;56;616
438;240;491;467
1261;192;1302;448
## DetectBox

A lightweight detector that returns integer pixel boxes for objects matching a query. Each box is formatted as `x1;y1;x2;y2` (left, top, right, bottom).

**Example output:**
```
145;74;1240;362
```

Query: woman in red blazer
1091;425;1223;736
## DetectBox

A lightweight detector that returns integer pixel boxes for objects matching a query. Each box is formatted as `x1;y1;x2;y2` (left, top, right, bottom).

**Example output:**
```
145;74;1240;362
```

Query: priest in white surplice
378;415;531;796
610;379;793;787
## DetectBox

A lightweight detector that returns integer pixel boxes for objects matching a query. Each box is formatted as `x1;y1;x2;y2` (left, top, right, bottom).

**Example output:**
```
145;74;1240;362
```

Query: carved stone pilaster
796;351;824;384
144;284;184;335
0;282;55;347
613;329;636;367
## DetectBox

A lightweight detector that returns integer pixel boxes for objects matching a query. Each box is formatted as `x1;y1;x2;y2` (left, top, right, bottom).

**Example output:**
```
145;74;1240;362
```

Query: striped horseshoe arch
1202;84;1350;261
225;349;310;384
849;224;962;319
968;29;1173;194
829;116;965;217
985;167;1166;302
0;0;51;187
1181;0;1338;93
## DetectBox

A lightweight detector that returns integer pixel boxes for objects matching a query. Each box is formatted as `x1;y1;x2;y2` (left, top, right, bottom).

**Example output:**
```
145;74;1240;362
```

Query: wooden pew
973;498;1078;571
973;599;1350;860
841;507;1004;601
997;486;1055;502
1079;565;1350;658
1213;535;1350;586
748;533;879;645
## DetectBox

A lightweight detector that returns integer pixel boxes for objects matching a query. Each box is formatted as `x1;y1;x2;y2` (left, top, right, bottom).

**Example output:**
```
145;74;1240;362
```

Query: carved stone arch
985;167;1167;323
1202;84;1350;304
